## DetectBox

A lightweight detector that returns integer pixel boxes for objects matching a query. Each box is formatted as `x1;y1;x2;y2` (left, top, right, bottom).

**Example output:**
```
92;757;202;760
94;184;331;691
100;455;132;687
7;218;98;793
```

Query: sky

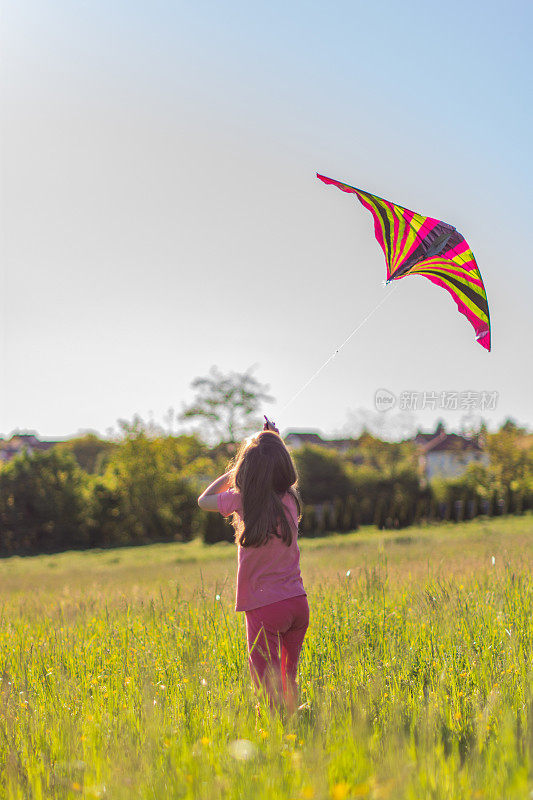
2;0;532;441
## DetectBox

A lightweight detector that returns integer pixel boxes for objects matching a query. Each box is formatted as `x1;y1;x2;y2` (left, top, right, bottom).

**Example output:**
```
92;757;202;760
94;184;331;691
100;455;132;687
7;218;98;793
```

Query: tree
353;431;418;475
292;445;354;504
54;432;117;474
342;495;360;531
180;366;273;444
487;423;532;488
0;450;89;555
102;418;199;543
202;512;235;545
500;418;527;435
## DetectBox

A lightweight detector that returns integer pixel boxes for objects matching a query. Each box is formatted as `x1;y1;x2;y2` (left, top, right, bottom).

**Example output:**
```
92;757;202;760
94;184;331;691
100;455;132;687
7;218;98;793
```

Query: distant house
284;431;359;455
284;431;325;449
0;432;57;464
415;423;488;481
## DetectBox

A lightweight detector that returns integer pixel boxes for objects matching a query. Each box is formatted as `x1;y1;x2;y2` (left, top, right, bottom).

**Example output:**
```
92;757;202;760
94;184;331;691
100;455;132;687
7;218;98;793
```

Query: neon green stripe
363;196;392;265
394;209;419;267
411;261;486;297
417;271;489;324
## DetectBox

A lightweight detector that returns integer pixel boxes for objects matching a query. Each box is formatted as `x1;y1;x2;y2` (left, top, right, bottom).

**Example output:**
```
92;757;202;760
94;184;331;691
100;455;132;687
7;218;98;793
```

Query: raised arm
198;471;233;512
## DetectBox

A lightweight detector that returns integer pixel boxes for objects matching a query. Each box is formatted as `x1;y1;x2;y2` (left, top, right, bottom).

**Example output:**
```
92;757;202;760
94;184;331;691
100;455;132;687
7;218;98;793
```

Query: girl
198;419;309;712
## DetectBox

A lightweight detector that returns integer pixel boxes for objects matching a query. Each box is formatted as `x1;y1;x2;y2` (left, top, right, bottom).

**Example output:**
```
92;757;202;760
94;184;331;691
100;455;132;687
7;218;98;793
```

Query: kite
317;173;491;351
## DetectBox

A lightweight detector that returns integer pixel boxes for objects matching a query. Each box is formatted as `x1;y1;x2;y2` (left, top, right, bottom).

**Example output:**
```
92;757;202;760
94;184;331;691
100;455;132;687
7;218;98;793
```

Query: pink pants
245;594;309;706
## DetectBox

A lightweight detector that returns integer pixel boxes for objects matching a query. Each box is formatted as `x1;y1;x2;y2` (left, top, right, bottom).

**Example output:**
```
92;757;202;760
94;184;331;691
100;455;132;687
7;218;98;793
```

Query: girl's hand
263;415;280;435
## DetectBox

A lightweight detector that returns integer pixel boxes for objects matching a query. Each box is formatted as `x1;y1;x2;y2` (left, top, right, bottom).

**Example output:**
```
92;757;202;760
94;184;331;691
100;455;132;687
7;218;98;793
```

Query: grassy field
1;515;533;799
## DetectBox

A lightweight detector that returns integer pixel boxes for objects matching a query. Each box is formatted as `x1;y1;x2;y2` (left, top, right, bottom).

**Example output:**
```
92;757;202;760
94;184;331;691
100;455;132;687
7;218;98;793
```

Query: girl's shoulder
281;490;297;508
282;488;300;510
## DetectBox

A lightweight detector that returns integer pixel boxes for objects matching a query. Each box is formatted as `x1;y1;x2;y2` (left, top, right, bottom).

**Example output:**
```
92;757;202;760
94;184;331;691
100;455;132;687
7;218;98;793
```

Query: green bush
202;512;235;545
101;425;199;544
301;505;317;537
0;450;89;555
292;446;354;504
342;495;360;531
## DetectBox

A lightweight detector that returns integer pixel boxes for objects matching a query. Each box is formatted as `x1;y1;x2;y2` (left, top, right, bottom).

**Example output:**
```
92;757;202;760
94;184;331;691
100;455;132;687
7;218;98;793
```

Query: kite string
278;282;396;414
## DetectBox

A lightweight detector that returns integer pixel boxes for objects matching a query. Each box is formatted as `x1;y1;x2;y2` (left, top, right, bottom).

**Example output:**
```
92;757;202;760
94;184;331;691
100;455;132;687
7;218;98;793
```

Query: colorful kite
317;173;491;351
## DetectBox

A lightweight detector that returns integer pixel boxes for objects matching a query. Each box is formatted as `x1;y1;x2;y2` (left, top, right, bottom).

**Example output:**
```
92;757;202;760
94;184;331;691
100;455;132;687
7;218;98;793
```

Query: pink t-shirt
217;489;306;612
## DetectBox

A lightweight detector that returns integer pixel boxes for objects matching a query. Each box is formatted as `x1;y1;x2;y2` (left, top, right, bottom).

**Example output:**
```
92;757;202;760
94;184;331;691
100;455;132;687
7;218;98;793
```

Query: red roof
420;431;483;454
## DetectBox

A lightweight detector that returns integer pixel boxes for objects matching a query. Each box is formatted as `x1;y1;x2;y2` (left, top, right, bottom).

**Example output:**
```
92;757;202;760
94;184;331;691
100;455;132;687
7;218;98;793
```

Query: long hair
229;431;301;548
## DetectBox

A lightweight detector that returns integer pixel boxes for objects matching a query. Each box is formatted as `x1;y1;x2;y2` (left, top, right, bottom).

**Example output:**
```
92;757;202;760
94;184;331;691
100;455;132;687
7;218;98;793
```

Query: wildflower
331;783;351;800
192;737;211;757
301;788;315;800
285;733;297;742
491;556;495;565
346;570;351;577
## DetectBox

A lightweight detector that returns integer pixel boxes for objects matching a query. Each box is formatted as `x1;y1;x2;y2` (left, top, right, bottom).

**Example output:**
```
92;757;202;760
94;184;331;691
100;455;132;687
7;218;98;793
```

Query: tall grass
1;518;533;799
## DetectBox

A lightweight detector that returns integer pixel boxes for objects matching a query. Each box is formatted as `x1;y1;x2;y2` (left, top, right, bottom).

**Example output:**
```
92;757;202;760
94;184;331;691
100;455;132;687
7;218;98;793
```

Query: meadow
1;514;533;799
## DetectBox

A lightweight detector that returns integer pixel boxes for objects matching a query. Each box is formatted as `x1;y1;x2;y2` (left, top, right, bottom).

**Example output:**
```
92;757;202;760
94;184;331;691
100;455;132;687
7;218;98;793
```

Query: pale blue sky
2;0;532;440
